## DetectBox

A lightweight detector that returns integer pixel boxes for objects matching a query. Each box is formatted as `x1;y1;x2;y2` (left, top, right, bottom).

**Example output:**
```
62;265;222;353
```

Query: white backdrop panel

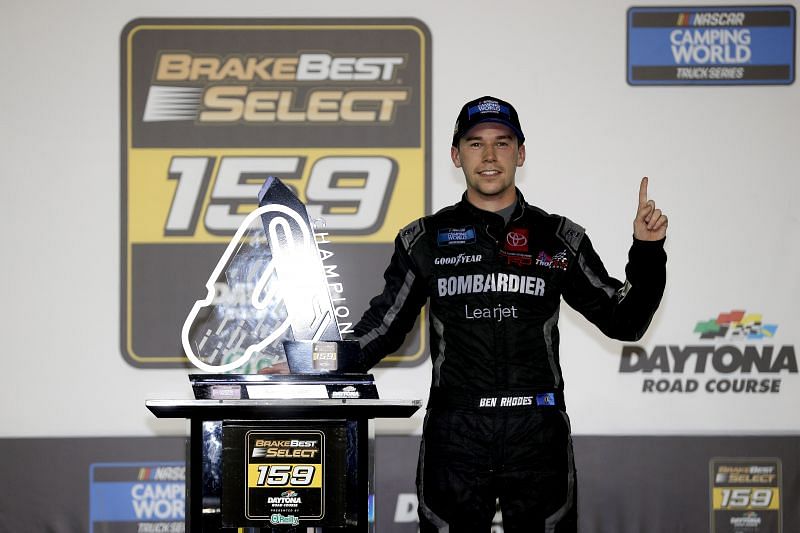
1;0;797;437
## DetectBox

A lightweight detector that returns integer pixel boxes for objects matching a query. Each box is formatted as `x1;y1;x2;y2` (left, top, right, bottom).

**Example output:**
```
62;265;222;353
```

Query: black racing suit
353;189;667;532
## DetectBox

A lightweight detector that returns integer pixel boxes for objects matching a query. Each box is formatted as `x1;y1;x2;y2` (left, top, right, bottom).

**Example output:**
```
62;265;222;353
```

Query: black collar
457;188;527;225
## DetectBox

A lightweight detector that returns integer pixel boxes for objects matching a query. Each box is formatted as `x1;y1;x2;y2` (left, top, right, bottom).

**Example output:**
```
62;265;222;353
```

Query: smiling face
451;122;526;211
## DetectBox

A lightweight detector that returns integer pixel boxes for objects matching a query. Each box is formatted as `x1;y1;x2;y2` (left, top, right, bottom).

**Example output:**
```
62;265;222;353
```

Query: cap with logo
452;96;525;146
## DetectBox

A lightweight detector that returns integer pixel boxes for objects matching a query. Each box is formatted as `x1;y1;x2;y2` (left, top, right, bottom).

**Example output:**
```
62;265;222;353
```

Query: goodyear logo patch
121;18;431;367
627;5;796;85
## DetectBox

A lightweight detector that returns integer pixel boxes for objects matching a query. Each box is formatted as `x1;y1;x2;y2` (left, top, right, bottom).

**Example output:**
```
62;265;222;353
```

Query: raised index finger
639;176;649;207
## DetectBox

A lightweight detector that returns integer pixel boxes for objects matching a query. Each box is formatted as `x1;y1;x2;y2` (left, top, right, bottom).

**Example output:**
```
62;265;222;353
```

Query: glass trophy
181;176;362;375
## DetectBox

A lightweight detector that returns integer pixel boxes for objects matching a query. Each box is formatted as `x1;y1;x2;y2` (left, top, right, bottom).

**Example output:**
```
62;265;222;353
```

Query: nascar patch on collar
437;226;476;246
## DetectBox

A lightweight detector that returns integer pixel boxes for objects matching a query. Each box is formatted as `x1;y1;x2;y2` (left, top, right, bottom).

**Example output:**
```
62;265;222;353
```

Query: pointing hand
633;177;667;241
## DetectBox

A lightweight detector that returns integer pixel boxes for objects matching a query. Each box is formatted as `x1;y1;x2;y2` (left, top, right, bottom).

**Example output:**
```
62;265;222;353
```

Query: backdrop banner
120;18;432;370
0;435;796;532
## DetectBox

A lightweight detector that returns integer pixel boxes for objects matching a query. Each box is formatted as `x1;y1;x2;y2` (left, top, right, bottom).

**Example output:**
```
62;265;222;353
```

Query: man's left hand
634;176;668;241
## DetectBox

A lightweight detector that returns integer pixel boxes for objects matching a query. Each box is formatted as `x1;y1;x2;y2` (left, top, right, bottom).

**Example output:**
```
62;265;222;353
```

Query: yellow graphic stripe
127;147;425;244
247;464;323;489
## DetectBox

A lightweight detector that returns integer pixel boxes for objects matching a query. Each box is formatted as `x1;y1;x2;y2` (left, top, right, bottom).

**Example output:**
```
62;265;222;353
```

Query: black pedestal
147;398;420;531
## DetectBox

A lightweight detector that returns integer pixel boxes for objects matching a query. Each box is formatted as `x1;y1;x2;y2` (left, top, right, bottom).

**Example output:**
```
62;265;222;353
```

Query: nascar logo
676;12;746;26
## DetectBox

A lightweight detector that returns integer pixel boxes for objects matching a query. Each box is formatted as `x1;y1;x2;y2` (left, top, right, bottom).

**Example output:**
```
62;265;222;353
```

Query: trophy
150;177;420;532
181;176;362;375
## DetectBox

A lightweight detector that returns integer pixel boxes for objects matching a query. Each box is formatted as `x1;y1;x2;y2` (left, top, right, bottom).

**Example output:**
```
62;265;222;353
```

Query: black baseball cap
452;95;525;146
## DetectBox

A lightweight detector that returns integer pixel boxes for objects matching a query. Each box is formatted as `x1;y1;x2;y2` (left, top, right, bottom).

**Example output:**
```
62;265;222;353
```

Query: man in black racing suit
353;96;668;532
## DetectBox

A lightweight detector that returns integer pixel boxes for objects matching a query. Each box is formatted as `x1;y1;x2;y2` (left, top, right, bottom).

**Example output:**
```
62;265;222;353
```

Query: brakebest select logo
620;309;798;393
144;53;407;124
121;18;431;368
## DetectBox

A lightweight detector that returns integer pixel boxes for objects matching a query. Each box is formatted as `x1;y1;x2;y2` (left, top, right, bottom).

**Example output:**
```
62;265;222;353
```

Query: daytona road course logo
694;309;776;339
620;309;797;394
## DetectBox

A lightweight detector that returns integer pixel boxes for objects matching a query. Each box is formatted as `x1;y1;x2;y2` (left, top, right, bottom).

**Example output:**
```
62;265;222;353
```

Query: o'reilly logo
270;513;300;526
620;309;797;394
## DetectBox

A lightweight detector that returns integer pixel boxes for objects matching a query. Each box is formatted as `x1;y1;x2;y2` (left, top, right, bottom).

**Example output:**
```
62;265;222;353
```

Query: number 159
165;155;396;236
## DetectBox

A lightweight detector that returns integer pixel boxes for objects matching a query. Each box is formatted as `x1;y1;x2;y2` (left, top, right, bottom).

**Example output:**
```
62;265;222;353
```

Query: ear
516;143;526;167
451;145;462;168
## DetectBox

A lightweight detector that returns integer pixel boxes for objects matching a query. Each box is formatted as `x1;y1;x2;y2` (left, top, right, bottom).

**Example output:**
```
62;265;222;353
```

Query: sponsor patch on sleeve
400;219;425;251
556;217;584;254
